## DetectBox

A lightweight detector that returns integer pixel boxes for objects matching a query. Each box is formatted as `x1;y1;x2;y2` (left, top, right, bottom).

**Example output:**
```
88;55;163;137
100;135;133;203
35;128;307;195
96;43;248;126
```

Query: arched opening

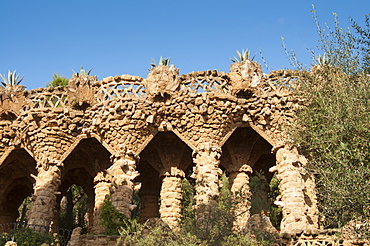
220;127;281;230
0;149;36;225
58;138;112;232
0;111;17;121
138;131;193;228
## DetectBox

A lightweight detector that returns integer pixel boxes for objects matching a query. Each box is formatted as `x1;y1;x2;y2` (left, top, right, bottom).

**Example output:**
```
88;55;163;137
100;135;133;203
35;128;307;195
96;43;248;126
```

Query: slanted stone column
228;164;253;232
301;171;319;229
92;172;111;234
159;167;184;229
28;158;62;227
192;142;222;207
271;145;318;233
108;151;139;218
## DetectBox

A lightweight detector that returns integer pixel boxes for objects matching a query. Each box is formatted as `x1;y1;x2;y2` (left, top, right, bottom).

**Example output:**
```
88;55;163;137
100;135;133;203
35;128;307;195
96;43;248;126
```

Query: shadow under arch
57;137;112;232
137;131;194;225
0;148;36;225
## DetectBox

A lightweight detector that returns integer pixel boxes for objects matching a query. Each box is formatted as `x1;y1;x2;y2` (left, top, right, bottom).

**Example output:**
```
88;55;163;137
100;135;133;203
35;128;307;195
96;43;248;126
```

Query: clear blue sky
1;0;369;89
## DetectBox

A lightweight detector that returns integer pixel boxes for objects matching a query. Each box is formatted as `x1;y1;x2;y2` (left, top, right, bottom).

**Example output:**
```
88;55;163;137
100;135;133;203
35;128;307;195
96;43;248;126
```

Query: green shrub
0;228;61;246
100;196;128;235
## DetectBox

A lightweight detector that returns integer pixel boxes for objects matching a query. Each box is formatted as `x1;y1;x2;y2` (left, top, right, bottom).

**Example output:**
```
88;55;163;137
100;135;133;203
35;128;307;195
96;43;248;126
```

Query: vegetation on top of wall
0;70;24;88
72;66;92;77
230;49;255;63
150;56;171;68
46;73;69;88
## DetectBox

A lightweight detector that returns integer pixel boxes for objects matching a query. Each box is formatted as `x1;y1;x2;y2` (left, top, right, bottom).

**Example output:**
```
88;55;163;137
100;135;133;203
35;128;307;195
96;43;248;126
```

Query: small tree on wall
46;73;69;88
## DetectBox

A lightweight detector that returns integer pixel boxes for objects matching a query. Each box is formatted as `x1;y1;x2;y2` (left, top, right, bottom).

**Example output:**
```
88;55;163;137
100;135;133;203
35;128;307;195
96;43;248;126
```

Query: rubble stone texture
0;61;318;235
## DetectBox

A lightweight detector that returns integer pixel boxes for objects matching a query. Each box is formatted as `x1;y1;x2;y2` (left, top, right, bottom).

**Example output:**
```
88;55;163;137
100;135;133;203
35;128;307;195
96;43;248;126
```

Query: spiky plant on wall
0;70;24;88
72;67;93;77
151;56;171;68
314;53;331;66
230;49;255;63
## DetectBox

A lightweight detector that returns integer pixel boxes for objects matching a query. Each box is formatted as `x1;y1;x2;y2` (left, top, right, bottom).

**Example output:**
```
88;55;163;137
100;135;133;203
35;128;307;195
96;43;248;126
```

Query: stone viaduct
0;60;318;234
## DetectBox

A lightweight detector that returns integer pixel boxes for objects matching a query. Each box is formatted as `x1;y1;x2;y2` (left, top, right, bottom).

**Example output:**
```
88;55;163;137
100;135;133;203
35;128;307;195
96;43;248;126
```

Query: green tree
46;73;69;87
350;14;370;73
289;9;370;236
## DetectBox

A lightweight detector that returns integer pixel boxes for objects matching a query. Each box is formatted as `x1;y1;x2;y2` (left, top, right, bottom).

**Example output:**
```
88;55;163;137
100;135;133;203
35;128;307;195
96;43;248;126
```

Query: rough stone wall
0;61;318;235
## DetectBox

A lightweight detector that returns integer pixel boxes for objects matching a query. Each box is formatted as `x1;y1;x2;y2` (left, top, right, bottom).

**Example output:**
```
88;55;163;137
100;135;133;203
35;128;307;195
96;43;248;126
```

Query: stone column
92;171;111;234
302;172;319;229
139;191;159;223
108;152;139;218
192;142;222;207
28;159;62;228
271;146;318;233
228;165;253;232
159;167;184;229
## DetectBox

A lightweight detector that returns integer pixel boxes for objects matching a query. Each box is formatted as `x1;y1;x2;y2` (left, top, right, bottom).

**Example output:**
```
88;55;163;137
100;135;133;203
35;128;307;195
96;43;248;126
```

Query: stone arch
138;131;193;228
0;148;36;224
58;137;112;232
0;110;18;121
220;126;275;231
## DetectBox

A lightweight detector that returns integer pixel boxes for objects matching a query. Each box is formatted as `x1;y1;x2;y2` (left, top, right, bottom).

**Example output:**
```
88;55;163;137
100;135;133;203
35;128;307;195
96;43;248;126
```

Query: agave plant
72;66;93;77
230;49;256;63
0;70;24;87
314;53;331;66
151;56;171;68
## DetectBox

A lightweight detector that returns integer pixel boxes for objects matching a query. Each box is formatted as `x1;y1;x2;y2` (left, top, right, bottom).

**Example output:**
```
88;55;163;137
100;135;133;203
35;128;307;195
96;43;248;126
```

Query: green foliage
151;56;171;67
249;171;282;231
180;174;274;245
17;197;32;223
351;14;370;73
100;196;128;235
119;223;200;246
292;68;370;233
222;233;272;246
282;7;370;237
311;6;362;74
59;185;88;232
46;73;69;88
100;175;275;245
181;178;195;221
268;174;282;230
230;49;255;63
250;171;270;215
0;228;61;246
0;70;24;87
